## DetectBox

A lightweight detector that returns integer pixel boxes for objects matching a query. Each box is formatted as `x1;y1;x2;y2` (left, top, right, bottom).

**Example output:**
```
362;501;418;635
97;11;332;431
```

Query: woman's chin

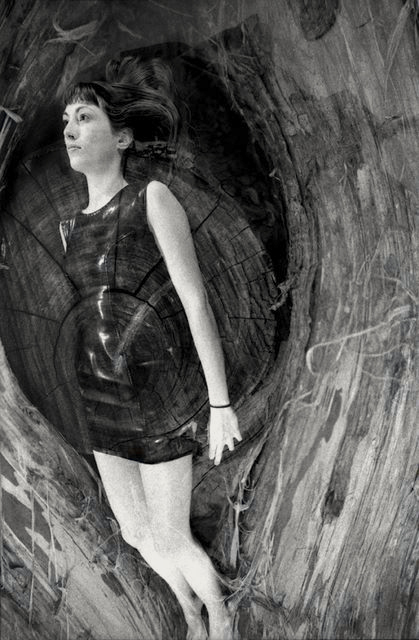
68;157;87;174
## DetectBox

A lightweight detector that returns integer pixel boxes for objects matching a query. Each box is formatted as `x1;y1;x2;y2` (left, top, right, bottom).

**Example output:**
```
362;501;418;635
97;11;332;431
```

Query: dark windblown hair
63;56;179;145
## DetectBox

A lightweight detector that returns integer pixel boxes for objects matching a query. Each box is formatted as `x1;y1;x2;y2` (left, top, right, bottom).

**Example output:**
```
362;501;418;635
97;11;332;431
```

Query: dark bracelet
209;402;231;409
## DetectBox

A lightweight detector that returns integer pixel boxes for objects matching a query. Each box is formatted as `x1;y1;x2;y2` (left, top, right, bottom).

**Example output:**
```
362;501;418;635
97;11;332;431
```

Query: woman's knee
119;524;154;556
120;527;181;576
149;522;192;558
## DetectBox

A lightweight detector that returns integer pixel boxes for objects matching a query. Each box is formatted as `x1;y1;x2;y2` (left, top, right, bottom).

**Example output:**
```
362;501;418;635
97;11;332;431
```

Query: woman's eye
79;113;89;122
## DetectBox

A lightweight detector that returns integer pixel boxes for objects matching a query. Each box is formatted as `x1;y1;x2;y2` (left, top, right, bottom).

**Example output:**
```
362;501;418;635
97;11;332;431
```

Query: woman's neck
83;169;128;214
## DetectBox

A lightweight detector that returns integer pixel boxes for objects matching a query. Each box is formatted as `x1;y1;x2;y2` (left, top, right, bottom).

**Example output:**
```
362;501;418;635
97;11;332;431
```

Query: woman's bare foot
185;613;208;640
208;601;236;640
185;601;208;640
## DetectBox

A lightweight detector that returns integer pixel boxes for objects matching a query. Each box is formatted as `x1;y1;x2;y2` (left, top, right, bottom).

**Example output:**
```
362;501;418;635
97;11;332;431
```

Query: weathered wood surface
1;1;418;639
204;5;418;640
0;340;187;640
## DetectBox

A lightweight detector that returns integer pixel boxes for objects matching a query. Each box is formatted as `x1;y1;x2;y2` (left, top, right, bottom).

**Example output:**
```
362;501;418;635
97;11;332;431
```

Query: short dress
60;182;201;464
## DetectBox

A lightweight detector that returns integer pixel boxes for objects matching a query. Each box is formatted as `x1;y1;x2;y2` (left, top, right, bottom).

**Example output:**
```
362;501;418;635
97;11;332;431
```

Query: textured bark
206;5;418;640
0;341;187;640
1;1;418;639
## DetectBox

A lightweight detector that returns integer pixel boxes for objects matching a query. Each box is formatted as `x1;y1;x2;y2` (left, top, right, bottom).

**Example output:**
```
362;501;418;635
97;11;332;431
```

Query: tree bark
206;5;418;640
1;1;418;639
0;340;189;639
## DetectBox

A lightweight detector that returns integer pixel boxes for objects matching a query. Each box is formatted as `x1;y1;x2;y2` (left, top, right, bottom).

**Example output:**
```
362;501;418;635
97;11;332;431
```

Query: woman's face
63;101;122;174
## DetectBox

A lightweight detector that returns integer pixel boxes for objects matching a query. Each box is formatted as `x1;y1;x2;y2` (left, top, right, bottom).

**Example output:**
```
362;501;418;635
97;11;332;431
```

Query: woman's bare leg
139;455;233;640
93;451;207;639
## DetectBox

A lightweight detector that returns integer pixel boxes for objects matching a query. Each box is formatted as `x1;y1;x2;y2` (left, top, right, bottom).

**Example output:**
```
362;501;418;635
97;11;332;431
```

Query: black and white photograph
0;1;417;639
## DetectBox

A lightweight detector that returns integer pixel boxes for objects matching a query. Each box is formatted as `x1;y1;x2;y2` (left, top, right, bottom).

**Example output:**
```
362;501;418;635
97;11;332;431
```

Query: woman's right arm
145;180;242;464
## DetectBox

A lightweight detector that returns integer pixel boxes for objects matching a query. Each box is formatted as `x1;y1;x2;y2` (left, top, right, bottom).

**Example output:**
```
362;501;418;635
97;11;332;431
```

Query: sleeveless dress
60;182;201;464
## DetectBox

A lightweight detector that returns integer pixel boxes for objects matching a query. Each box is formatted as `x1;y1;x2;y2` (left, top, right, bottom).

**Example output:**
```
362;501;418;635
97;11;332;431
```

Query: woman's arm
146;180;242;465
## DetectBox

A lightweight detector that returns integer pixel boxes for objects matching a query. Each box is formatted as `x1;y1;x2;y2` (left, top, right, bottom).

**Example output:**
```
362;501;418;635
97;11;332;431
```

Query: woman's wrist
209;402;231;409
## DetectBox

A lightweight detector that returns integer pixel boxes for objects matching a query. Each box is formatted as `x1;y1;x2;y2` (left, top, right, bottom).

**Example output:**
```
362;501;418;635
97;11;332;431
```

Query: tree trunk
1;1;418;639
208;5;418;640
0;336;195;639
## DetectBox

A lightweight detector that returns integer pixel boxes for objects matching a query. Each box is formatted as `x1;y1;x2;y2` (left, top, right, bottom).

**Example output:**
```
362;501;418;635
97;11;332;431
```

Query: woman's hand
208;407;242;466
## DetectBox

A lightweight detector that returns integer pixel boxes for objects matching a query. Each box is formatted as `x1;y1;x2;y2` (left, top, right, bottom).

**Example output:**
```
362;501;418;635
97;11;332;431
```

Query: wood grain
1;1;418;639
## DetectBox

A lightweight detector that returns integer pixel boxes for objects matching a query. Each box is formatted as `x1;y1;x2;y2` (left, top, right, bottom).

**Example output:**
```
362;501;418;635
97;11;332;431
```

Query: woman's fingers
208;431;216;461
214;446;222;466
226;437;234;451
228;412;242;441
208;410;242;464
231;420;242;443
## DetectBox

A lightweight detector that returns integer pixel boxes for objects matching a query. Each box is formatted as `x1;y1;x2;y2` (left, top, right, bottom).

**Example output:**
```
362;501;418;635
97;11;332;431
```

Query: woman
60;55;242;640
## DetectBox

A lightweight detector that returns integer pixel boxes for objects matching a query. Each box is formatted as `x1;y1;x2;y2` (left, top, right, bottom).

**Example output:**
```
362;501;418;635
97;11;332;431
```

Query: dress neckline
80;184;129;216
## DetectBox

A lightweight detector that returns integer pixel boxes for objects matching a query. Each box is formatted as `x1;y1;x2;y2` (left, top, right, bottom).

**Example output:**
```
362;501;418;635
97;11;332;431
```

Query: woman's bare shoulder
145;180;185;226
146;179;172;200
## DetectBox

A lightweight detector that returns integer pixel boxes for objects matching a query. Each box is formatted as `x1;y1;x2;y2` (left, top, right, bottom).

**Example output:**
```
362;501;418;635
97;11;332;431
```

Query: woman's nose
64;121;77;140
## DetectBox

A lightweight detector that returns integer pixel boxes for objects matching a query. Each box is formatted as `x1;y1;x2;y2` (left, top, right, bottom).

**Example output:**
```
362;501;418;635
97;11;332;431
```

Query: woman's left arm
146;180;242;465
